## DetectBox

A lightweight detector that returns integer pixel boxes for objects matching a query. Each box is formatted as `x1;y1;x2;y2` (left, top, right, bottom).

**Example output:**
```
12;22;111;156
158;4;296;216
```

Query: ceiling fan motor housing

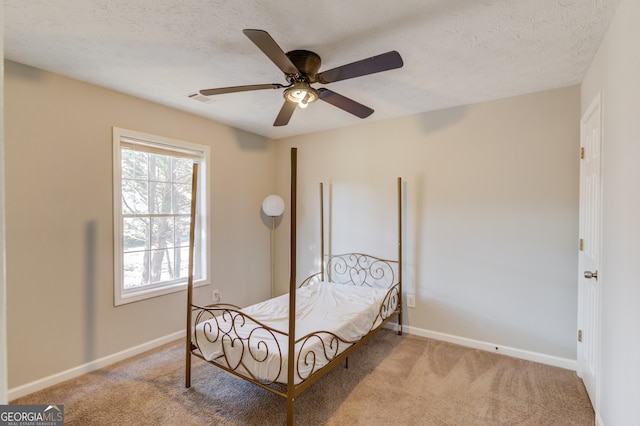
286;50;321;81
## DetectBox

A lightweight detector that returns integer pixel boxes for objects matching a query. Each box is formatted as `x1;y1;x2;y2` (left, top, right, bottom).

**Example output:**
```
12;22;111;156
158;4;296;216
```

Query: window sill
114;279;208;306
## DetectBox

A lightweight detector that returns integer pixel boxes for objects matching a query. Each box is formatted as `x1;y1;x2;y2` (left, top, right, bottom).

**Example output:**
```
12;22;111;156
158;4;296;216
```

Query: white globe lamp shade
262;195;285;217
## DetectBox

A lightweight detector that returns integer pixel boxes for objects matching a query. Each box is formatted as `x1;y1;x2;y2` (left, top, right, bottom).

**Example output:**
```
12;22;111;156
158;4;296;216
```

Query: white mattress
194;282;392;384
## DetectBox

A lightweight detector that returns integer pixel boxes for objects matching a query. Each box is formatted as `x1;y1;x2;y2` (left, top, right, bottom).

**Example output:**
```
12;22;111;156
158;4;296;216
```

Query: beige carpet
12;330;594;425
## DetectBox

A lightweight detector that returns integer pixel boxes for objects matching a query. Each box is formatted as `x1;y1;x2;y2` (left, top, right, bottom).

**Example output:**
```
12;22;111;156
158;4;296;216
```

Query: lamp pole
270;216;276;298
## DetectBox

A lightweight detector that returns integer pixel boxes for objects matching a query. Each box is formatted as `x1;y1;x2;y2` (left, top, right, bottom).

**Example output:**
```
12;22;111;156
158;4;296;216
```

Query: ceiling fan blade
200;83;285;96
318;88;374;118
316;51;403;84
243;29;300;75
274;101;297;126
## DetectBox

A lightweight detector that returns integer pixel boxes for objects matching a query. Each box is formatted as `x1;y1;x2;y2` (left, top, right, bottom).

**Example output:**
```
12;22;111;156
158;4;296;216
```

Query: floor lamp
262;195;285;298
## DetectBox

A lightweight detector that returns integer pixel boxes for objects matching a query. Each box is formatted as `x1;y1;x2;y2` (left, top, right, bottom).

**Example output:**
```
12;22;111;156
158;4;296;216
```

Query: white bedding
194;282;392;384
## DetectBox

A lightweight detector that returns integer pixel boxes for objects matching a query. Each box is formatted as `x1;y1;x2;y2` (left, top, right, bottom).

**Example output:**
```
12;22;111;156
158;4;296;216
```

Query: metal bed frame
185;148;403;425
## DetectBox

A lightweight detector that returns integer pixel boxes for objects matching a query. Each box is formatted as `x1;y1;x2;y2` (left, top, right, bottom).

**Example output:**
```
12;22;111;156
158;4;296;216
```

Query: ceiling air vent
187;92;213;104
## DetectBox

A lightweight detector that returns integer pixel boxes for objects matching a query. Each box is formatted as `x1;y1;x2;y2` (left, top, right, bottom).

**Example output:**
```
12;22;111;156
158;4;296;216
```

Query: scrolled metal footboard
294;330;353;381
192;304;287;385
192;305;369;385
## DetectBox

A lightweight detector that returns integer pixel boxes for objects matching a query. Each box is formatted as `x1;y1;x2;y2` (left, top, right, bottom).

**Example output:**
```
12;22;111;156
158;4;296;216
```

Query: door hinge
578;329;583;343
580;147;585;159
579;239;584;251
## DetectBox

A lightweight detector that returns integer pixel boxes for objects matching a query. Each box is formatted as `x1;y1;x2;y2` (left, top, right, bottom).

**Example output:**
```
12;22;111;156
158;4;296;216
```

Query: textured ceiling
3;0;620;139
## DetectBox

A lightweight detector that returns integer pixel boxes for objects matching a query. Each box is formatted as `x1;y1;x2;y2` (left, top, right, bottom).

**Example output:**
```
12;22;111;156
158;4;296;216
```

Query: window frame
112;127;210;306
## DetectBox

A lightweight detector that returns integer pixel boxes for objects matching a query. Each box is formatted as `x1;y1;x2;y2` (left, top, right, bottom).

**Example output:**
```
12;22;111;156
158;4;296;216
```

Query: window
113;127;209;305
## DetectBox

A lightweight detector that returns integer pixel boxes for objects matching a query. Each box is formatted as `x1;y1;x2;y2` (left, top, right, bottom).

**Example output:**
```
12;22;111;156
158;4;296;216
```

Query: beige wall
581;0;640;423
4;61;276;389
4;59;583;393
277;85;581;360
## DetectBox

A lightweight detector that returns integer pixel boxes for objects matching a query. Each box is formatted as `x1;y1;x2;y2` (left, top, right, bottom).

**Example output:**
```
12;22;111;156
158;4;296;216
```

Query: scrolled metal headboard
324;252;398;289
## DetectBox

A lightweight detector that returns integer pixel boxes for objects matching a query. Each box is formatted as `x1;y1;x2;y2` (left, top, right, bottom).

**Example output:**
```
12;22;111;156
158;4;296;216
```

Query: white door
577;93;602;409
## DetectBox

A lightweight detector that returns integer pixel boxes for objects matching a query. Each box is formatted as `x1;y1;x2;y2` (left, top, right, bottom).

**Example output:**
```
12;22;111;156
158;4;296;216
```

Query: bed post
287;148;297;426
185;163;199;388
397;177;403;336
320;182;325;281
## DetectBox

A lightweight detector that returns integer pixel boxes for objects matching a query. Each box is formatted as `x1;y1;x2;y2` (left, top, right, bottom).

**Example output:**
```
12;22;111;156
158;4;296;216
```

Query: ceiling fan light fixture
284;82;318;108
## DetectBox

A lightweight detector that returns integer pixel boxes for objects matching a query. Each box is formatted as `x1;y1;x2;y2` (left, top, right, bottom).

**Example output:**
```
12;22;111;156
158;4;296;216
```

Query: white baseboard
8;330;184;401
11;323;578;401
387;323;577;371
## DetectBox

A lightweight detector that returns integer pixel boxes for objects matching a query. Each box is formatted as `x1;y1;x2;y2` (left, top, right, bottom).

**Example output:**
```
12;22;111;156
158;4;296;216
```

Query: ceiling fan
199;29;404;126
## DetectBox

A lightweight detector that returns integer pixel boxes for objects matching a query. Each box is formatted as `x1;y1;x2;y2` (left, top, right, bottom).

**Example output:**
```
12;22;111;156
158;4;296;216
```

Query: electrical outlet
212;289;221;303
407;294;416;308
